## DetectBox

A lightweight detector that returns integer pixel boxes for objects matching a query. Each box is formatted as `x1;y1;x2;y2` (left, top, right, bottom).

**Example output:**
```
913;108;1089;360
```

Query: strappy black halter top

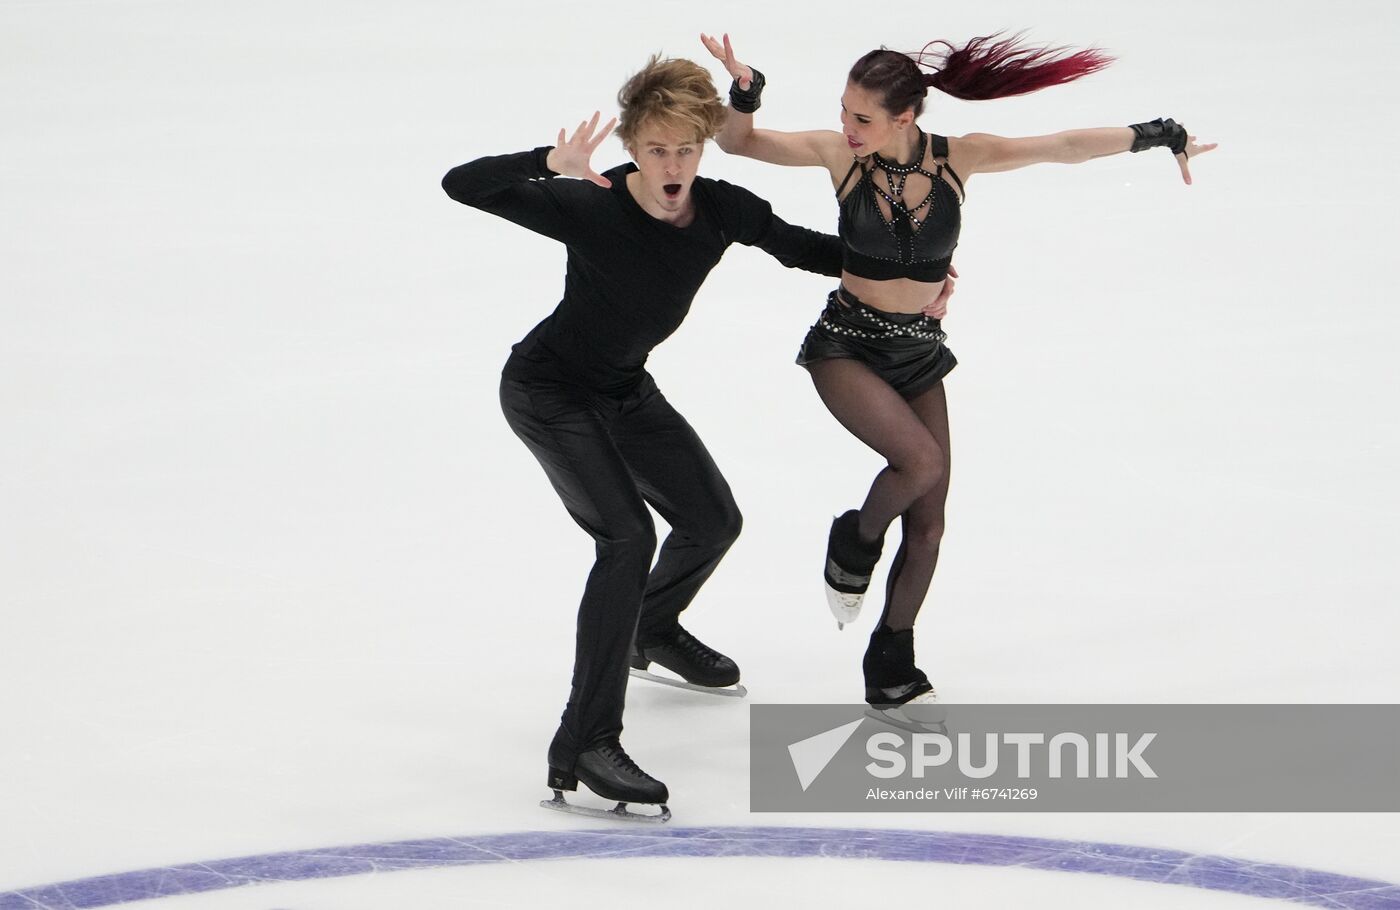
837;130;964;283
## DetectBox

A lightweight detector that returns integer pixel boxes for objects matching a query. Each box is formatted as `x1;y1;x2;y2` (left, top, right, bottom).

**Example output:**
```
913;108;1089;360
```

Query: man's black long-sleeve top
442;147;843;393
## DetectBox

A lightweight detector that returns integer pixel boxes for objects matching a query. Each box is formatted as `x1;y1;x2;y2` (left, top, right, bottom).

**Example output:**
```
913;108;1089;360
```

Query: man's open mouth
664;184;682;197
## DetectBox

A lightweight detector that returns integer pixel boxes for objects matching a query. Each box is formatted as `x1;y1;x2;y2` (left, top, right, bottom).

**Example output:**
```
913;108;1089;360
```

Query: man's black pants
499;371;742;766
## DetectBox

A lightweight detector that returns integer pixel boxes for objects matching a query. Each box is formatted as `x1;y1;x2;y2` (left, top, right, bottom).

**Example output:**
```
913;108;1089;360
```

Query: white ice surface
3;0;1399;905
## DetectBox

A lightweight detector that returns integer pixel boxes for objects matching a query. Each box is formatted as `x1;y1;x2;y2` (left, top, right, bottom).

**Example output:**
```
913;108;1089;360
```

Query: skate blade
825;585;863;628
629;668;747;698
540;790;671;823
865;707;949;736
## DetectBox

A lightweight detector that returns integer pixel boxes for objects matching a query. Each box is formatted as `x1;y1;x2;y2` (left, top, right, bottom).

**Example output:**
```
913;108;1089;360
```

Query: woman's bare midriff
839;271;945;314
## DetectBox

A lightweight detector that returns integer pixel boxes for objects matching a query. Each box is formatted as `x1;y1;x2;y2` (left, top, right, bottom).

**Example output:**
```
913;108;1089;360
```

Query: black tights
809;359;950;632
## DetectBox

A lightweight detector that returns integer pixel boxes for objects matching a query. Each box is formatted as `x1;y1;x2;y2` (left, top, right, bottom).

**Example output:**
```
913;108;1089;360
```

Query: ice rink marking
3;826;1398;909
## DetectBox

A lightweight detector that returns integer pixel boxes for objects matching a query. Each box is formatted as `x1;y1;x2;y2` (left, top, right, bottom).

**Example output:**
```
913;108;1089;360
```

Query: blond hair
615;54;726;148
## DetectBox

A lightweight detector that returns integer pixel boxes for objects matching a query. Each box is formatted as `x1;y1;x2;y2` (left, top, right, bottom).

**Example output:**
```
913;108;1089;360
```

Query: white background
3;0;1398;905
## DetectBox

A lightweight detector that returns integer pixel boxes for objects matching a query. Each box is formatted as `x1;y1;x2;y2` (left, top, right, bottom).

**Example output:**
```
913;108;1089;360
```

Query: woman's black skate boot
631;626;743;694
544;735;670;822
825;509;884;628
862;626;945;733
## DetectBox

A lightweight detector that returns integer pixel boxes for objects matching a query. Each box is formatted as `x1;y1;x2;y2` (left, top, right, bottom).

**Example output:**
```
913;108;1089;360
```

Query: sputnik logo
787;718;864;791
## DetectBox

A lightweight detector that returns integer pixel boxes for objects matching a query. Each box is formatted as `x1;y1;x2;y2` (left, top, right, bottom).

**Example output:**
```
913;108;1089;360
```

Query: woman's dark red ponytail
849;33;1112;118
921;33;1113;101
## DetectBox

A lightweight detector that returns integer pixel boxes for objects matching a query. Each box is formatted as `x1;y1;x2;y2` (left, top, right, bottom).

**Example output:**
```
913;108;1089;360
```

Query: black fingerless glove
1129;117;1187;155
729;67;766;114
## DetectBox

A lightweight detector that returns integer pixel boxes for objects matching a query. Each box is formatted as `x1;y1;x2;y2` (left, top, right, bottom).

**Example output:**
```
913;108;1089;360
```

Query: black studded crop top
837;131;964;283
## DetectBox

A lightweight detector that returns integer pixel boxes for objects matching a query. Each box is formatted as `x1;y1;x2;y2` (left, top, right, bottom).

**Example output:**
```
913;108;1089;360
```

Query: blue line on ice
3;827;1397;909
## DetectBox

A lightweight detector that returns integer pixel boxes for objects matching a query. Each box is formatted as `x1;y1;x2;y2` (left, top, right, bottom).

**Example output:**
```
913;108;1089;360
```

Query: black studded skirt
796;287;957;399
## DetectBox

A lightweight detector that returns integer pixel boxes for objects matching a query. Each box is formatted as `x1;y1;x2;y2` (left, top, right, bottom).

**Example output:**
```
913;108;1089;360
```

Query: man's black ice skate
862;626;946;734
825;509;884;629
542;738;671;822
630;626;746;697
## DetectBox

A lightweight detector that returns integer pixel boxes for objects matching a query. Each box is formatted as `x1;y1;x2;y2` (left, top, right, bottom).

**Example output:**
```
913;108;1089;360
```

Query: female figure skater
442;56;860;819
701;32;1215;726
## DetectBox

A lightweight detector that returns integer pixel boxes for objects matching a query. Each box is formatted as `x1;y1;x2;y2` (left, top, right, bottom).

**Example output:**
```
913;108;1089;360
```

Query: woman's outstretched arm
956;119;1217;185
701;32;846;170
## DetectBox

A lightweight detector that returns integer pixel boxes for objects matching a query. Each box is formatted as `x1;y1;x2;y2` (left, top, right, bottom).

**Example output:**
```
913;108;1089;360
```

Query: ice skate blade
865;707;949;736
540;790;671;823
825;584;863;628
629;668;747;698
